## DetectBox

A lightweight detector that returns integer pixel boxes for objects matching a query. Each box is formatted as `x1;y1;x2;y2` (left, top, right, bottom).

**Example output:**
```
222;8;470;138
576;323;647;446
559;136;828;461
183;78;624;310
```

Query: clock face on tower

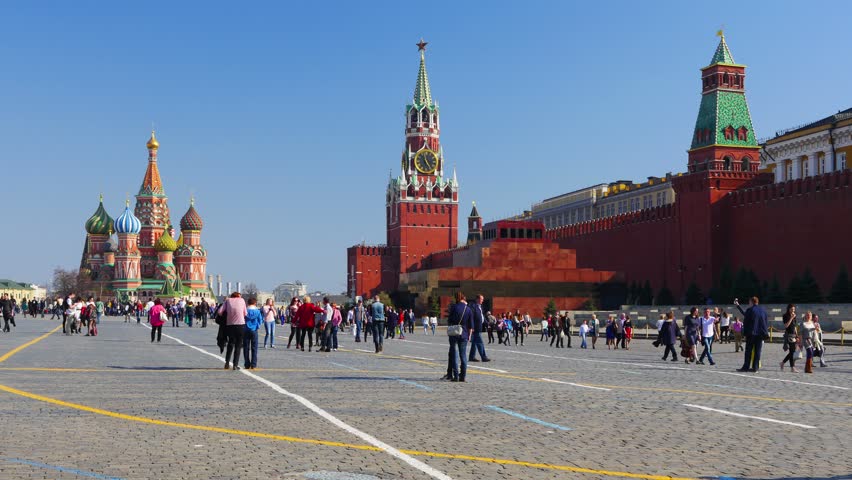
414;149;438;174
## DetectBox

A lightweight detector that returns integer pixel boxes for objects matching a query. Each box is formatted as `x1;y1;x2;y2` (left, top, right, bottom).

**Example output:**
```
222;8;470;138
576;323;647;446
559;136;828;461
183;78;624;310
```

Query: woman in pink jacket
148;298;166;343
217;292;248;370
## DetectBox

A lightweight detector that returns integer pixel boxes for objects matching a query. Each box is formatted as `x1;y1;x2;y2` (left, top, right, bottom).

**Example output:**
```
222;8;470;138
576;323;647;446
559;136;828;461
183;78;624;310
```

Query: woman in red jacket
295;295;323;352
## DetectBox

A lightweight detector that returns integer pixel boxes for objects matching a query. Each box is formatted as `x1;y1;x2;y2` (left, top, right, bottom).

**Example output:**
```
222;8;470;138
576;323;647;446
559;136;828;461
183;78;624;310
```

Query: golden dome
146;130;159;150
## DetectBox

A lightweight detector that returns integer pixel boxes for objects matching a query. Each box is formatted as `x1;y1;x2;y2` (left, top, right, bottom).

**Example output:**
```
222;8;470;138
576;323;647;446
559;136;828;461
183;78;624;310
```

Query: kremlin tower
387;39;459;274
80;132;212;301
347;40;460;299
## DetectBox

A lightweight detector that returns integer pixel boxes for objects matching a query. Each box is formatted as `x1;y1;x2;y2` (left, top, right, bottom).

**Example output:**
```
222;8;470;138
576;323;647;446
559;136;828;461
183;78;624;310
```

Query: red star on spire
416;39;428;51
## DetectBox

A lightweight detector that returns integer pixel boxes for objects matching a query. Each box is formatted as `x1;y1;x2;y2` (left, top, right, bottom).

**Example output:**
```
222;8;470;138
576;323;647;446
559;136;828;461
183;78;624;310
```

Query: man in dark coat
735;296;769;372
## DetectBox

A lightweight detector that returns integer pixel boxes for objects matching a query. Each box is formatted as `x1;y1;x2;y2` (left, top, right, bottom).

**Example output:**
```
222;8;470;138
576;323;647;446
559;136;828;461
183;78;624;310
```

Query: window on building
818;154;825;175
802;158;809;178
786;161;793;181
840;152;848;171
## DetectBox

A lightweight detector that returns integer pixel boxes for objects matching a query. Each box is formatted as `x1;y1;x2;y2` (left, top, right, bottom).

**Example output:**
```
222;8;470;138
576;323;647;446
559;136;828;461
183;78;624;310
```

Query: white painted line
399;355;435;361
467;365;508;373
710;371;849;390
540;378;611;391
683;404;816;429
145;326;452;480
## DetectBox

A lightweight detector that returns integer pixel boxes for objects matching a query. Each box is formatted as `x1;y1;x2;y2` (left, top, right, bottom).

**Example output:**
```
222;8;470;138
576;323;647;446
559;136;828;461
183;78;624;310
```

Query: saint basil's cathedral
80;132;213;301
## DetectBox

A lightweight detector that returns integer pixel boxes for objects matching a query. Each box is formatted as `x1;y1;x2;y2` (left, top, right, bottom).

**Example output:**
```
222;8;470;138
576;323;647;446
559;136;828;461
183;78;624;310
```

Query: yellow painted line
0;382;379;451
0;382;696;480
0;326;61;363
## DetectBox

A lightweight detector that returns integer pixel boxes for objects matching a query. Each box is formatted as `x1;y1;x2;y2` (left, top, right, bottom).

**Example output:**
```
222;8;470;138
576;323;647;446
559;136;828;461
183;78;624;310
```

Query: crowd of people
3;289;835;378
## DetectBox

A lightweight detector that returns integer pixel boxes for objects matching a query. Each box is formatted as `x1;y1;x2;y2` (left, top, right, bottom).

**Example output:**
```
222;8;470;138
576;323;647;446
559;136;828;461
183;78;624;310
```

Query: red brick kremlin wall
548;169;852;302
720;169;852;292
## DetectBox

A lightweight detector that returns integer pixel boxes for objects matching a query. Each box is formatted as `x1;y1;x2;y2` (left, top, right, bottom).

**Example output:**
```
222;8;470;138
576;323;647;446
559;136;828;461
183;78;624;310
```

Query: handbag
159;310;168;323
447;305;468;336
795;349;803;360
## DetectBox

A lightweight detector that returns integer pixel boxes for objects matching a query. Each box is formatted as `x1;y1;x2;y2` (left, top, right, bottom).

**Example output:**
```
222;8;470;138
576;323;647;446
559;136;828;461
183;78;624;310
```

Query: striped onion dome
114;202;141;234
154;230;178;252
180;199;204;231
85;196;114;235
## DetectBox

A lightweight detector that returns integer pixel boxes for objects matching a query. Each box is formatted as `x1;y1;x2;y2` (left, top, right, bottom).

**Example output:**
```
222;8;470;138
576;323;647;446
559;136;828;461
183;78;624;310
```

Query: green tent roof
709;35;735;65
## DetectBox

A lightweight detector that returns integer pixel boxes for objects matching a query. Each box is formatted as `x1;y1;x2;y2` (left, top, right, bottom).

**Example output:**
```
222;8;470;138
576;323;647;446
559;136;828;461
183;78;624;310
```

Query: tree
655;285;675;305
243;282;259;301
685;281;704;305
628;281;639;305
51;267;94;299
766;275;785;303
377;291;394;309
828;265;852;303
713;264;735;304
638;281;653;306
798;268;823;303
428;295;441;318
732;267;759;303
786;274;803;303
543;298;558;318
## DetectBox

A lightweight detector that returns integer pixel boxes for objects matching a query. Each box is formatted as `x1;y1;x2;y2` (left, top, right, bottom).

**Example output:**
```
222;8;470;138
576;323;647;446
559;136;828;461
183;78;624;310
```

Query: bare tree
243;282;259;301
51;267;95;299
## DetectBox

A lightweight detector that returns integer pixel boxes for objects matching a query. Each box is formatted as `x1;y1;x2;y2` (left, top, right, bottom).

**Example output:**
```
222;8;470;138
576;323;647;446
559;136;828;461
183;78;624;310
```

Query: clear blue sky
1;1;850;293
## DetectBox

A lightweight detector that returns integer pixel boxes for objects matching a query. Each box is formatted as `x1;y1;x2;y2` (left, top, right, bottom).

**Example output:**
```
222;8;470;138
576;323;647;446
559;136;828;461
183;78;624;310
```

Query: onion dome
176;232;184;247
180;198;204;231
114;200;142;234
85;195;114;235
154;231;177;252
146;130;159;150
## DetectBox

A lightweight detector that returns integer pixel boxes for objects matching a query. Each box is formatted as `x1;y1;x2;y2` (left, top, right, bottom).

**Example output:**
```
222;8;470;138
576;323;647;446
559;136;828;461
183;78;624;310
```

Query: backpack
81;305;93;321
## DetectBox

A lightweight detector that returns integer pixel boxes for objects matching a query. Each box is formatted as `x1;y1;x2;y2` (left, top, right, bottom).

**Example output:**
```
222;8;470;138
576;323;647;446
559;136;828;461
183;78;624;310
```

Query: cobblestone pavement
0;317;850;480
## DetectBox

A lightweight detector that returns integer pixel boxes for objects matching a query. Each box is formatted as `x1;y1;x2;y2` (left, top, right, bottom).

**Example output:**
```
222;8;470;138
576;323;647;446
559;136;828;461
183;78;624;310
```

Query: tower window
420;109;429;124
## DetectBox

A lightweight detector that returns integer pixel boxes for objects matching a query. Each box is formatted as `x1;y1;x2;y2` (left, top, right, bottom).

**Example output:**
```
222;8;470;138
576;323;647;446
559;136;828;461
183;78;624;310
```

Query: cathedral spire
413;39;432;107
140;130;165;195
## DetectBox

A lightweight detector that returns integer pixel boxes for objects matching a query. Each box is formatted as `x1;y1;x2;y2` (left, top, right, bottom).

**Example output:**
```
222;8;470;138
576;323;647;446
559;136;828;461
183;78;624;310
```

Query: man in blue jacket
468;294;491;363
734;296;769;372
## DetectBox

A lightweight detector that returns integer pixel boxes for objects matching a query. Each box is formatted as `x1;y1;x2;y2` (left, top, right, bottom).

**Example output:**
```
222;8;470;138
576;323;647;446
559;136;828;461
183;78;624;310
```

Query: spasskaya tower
347;40;459;300
386;39;459;274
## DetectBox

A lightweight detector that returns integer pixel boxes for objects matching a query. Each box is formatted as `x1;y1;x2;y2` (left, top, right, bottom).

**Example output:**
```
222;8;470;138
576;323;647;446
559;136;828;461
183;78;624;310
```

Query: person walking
540;316;550;342
563;314;573;348
353;300;367;343
622;315;632;350
697;308;716;365
243;298;263;369
550;315;563;348
813;315;828;368
682;308;700;363
719;311;731;343
286;297;301;349
659;312;681;361
148;298;166;342
370;295;386;353
589;313;599;349
444;291;473;382
579;320;589;348
1;294;14;333
799;311;817;374
261;298;276;349
513;312;525;346
429;315;437;335
330;303;342;351
779;304;799;372
468;294;491;362
218;292;248;370
735;296;769;373
199;299;210;328
731;316;743;352
295;296;323;352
